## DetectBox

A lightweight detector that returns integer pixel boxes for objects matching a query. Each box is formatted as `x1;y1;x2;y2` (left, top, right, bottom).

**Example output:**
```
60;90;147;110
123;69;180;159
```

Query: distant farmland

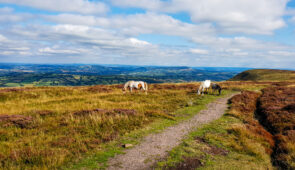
0;63;248;87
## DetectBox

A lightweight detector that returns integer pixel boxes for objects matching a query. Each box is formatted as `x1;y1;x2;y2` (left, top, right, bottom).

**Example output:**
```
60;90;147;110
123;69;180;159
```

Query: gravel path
107;94;236;170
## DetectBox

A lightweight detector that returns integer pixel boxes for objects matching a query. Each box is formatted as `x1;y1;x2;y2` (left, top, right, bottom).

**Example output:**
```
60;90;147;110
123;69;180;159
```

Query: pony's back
203;80;211;88
198;80;211;95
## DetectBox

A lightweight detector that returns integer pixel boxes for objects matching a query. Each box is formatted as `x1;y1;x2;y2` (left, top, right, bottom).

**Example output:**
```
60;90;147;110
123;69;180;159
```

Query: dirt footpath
107;94;236;170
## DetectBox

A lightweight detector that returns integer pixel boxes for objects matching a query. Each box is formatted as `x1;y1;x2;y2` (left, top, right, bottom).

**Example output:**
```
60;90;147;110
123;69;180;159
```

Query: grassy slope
68;92;230;169
1;81;288;169
0;83;235;169
156;90;276;170
230;69;295;81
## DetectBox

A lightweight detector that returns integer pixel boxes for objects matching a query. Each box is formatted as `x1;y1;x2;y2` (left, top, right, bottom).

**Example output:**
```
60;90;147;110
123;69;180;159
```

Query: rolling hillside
0;81;268;169
229;69;295;81
0;63;249;87
1;81;295;169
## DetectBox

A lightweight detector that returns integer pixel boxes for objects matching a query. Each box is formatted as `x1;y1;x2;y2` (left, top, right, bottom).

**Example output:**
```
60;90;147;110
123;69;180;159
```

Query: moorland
0;68;295;169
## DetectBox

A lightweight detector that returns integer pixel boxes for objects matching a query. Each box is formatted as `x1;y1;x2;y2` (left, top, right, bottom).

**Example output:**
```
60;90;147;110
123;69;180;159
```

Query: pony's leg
144;83;148;95
199;84;204;95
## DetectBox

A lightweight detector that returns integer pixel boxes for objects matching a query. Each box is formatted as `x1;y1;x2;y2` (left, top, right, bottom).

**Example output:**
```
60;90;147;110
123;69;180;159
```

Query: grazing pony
197;80;211;95
211;83;222;95
122;81;148;94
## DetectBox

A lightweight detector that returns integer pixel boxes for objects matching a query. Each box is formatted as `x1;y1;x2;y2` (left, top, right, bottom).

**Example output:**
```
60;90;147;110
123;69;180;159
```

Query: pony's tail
144;82;148;95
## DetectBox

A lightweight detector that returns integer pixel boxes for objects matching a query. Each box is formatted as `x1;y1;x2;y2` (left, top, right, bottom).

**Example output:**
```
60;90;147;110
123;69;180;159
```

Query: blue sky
0;0;295;68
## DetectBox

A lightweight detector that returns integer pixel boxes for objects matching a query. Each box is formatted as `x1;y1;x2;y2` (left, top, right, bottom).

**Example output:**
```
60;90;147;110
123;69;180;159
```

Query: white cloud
2;20;294;68
0;7;13;13
224;48;241;53
112;0;288;34
0;7;34;23
285;8;295;16
0;1;294;68
111;0;167;10
44;14;99;26
128;38;150;46
190;49;208;55
38;47;80;55
0;34;7;41
0;0;108;14
269;50;295;56
44;12;215;39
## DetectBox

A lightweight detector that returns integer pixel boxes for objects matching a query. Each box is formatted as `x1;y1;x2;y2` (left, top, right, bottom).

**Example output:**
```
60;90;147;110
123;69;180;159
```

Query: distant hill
229;69;295;81
0;63;249;87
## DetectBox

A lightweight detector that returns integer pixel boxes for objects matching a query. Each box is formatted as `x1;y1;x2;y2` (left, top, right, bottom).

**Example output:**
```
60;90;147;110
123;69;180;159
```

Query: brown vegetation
84;85;113;93
152;83;198;91
227;91;275;155
165;156;203;170
73;108;138;117
0;114;34;128
195;137;229;156
257;86;295;169
33;110;55;117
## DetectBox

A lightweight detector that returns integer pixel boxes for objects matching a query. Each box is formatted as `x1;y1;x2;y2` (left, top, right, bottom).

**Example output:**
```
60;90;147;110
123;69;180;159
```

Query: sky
0;0;295;68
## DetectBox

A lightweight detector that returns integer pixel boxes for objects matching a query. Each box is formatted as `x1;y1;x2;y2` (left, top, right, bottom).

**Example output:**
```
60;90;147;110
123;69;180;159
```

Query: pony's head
218;87;222;95
122;85;128;93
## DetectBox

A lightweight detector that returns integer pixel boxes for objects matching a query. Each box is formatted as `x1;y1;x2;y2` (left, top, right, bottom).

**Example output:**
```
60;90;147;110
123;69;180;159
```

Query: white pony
197;80;211;95
122;81;148;94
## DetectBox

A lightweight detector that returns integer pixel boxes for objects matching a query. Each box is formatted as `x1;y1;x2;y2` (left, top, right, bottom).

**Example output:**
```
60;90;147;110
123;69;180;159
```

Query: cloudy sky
0;0;295;68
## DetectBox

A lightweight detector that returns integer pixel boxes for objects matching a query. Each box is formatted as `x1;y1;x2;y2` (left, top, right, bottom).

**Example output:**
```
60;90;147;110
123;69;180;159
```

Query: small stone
123;144;133;148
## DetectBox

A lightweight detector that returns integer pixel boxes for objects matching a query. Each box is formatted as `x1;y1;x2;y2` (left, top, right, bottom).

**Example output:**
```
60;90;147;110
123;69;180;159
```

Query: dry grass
0;81;287;169
0;83;204;169
225;91;274;159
